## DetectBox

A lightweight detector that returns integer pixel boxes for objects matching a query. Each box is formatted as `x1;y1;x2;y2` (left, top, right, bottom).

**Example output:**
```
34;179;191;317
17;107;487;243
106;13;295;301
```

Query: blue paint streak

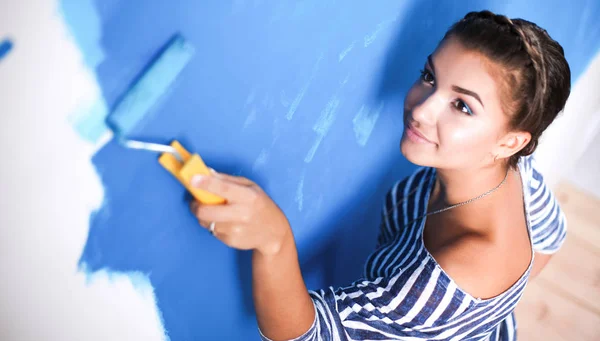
60;0;105;68
60;0;109;143
70;101;110;143
0;39;13;61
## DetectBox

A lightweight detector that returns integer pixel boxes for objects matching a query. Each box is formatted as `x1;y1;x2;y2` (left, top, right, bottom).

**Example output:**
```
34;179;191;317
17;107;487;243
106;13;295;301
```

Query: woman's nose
411;89;443;126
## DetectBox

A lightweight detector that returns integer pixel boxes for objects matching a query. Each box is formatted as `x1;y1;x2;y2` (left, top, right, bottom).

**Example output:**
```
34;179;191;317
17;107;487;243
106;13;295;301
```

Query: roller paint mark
287;86;308;121
253;148;269;171
353;102;384;146
304;96;340;163
364;17;397;47
313;96;340;135
0;39;13;61
272;117;282;145
286;54;324;120
245;88;256;107
341;73;350;85
243;107;257;128
295;173;305;211
304;135;324;163
339;41;356;62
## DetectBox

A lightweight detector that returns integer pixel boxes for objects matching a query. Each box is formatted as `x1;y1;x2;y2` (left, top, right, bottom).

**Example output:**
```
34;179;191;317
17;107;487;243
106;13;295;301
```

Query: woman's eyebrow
452;85;484;108
427;54;484;108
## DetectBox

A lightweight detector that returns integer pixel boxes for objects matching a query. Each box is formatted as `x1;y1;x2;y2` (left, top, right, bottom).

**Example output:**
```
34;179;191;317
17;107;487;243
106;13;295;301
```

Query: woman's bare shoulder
432;230;531;300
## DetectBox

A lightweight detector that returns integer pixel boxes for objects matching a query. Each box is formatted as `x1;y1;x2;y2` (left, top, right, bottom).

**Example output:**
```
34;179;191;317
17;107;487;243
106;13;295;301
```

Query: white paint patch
339;40;356;62
245;87;256;107
0;1;167;340
271;117;282;146
364;16;398;47
286;84;309;120
286;54;324;121
253;148;269;171
313;95;341;135
243;107;258;128
340;73;351;85
304;134;325;163
304;96;341;163
352;102;384;146
295;173;305;211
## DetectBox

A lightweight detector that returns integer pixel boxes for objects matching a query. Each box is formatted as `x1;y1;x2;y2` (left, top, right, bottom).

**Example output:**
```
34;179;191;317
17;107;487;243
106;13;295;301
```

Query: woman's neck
431;164;510;209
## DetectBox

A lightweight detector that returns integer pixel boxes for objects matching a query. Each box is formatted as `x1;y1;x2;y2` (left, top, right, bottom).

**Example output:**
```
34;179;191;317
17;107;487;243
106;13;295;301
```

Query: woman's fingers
210;169;255;186
190;200;237;223
191;174;253;203
198;219;210;229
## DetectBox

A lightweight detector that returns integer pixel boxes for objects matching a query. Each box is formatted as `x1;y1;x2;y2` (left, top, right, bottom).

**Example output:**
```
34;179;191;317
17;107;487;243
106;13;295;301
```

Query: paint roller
106;33;225;205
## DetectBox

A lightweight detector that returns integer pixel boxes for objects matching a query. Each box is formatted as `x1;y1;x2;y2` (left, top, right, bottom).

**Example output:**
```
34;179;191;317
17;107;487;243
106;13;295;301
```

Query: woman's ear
495;131;531;159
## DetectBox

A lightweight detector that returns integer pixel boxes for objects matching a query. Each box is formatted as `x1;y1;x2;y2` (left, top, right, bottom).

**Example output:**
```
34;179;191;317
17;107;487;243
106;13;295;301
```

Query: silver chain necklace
385;168;510;228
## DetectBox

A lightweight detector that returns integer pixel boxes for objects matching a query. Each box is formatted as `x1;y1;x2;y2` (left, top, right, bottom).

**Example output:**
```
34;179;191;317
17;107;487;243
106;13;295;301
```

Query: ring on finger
209;221;216;235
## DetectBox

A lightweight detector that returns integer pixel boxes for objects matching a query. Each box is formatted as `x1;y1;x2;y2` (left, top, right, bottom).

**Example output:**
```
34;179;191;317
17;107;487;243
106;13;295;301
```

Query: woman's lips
405;122;435;144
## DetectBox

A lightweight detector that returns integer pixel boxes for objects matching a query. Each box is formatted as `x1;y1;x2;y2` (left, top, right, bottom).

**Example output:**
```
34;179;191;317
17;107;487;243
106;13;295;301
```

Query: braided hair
443;10;571;168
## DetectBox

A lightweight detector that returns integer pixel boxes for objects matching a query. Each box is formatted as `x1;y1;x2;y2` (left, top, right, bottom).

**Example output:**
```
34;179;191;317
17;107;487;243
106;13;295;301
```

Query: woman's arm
253;231;316;341
188;171;316;340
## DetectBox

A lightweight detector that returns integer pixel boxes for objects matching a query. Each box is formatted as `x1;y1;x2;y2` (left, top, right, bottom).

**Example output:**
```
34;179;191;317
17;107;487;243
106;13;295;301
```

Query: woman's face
401;37;516;170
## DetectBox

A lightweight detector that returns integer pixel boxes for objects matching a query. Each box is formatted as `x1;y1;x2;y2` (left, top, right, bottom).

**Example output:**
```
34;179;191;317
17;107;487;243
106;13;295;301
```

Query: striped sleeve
524;156;568;254
258;258;473;341
375;178;404;249
375;168;427;249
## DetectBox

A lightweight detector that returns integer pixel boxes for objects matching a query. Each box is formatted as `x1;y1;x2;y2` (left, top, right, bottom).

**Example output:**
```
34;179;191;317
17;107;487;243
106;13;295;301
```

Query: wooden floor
515;182;600;341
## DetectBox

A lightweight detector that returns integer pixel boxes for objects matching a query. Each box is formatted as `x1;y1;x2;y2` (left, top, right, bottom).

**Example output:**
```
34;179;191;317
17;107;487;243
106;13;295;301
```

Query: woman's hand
189;170;292;256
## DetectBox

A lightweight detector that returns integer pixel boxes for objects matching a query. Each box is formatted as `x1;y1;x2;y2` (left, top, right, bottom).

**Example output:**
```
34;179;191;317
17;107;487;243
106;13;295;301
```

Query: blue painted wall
62;1;600;340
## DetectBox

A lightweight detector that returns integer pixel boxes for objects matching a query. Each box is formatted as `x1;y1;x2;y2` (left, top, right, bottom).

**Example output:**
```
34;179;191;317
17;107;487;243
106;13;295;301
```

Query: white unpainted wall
567;126;600;198
535;51;600;198
0;1;167;341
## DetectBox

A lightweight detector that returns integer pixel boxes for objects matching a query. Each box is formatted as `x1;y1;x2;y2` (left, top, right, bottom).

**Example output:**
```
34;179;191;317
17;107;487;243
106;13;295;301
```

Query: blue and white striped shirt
260;155;566;341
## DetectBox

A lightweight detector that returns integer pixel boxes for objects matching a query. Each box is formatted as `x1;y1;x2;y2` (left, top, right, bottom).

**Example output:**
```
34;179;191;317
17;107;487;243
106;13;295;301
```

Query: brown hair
443;10;571;168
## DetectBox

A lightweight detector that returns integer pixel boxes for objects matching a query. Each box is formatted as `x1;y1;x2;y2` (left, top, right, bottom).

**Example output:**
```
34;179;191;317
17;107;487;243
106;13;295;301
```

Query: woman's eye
420;69;435;86
454;99;474;116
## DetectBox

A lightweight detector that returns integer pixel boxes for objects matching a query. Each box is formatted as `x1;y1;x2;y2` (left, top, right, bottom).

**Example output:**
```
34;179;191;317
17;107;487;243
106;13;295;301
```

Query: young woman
189;10;570;341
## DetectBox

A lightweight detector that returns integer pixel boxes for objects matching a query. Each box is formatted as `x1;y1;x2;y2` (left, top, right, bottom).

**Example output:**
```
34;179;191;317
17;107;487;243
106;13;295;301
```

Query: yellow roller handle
158;140;226;205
